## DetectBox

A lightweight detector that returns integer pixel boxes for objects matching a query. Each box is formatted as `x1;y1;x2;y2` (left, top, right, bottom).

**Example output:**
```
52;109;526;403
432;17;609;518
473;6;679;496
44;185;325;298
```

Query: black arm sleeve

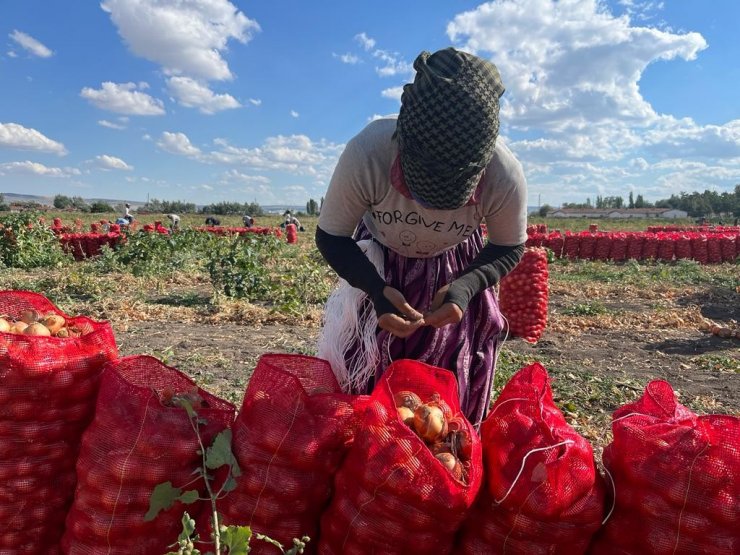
315;226;399;317
444;242;525;312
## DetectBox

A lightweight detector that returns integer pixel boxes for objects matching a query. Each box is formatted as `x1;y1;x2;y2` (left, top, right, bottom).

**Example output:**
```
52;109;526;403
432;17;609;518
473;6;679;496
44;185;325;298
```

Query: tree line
545;185;740;218
3;193;328;218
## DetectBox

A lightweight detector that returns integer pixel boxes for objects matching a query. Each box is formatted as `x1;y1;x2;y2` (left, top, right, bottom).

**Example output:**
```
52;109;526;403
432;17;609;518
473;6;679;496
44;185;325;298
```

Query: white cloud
0;161;79;177
81;82;165;115
222;169;270;184
372;49;412;77
98;119;127;130
381;87;403;102
7;50;18;58
209;135;344;178
167;76;241;114
438;0;740;202
9;30;53;58
94;154;134;171
156;132;203;158
248;98;262;106
0;122;67;155
355;33;376;51
290;110;299;118
101;0;259;81
642;117;740;158
335;52;360;64
447;0;706;130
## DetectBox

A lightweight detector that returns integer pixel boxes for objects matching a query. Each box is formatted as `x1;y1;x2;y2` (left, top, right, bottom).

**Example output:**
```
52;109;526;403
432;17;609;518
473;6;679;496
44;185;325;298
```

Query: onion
10;321;28;334
0;318;10;333
42;315;66;334
413;403;448;443
24;323;52;337
394;390;421;411
20;309;40;325
431;442;452;456
435;452;464;481
397;406;415;427
55;328;70;338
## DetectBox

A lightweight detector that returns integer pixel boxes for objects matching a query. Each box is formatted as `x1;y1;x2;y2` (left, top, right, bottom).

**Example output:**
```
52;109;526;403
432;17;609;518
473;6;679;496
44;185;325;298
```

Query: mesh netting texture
457;363;605;554
498;247;549;343
218;354;362;554
0;291;118;554
588;380;739;554
60;355;235;554
318;359;483;555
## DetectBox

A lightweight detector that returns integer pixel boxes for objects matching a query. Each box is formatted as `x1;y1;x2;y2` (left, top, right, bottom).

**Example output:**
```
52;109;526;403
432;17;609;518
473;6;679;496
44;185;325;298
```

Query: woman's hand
424;285;463;328
377;286;425;338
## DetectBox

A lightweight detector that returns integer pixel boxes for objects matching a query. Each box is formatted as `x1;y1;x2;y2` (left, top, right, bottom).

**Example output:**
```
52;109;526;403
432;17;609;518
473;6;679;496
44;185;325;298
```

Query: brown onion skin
394;391;422;411
20;309;40;325
397;406;415;427
10;321;28;334
42;315;66;334
23;323;52;337
413;403;448;443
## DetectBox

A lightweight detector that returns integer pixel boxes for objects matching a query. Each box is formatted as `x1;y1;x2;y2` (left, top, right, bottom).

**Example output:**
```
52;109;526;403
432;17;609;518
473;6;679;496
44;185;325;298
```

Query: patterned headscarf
396;47;505;210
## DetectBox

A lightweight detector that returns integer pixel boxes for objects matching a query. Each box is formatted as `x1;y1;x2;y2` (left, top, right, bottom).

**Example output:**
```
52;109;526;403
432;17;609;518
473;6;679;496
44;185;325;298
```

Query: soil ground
114;280;739;447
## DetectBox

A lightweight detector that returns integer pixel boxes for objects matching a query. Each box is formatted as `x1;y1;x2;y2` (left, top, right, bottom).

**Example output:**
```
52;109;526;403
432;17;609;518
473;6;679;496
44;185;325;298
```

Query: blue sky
1;0;738;207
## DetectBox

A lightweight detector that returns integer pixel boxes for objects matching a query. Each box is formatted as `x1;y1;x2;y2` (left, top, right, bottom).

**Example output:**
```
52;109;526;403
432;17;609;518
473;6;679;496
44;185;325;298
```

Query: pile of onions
395;390;473;483
0;309;84;338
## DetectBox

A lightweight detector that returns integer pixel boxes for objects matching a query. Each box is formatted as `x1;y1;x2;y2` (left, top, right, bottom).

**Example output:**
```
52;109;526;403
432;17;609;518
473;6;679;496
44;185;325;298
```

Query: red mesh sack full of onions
217;354;363;554
588;380;739;555
61;355;235;555
457;362;605;554
499;247;549;344
0;290;118;554
318;358;483;555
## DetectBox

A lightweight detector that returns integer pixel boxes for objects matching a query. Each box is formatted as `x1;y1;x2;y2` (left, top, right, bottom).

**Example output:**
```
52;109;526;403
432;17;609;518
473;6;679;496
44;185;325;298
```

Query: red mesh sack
594;234;611;261
579;232;597;260
626;233;645;260
563;232;580;259
720;234;737;262
589;380;739;555
674;234;692;260
544;232;564;257
657;233;675;261
318;359;483;554
499;247;549;343
61;355;235;554
0;291;118;554
525;232;545;248
286;223;298;244
217;354;360;553
610;233;627;262
458;363;605;554
690;234;708;264
642;234;659;260
707;235;723;263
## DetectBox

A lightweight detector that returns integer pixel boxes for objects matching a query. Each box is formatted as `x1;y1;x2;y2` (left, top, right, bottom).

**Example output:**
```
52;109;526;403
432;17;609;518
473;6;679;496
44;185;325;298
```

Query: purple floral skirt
354;223;505;427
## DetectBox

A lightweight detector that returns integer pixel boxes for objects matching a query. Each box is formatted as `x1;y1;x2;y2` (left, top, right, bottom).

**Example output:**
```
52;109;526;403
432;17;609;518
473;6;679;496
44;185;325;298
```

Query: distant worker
283;211;304;231
204;216;221;226
123;203;134;224
243;214;255;227
166;213;181;231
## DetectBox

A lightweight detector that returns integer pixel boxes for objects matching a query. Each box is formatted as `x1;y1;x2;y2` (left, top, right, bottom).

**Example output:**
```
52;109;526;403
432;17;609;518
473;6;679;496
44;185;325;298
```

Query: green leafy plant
0;212;71;269
206;235;281;300
146;395;309;555
562;301;608;316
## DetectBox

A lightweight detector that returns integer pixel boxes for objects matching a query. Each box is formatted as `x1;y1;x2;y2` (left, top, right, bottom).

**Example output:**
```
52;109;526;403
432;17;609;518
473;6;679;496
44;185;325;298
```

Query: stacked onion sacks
395;390;473;484
0;309;87;338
